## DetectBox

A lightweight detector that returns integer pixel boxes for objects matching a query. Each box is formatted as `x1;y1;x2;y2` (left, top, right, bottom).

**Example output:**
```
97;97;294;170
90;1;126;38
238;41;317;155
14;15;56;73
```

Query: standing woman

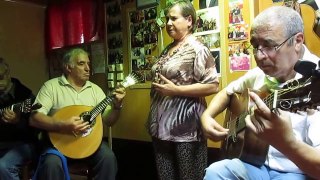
147;1;219;179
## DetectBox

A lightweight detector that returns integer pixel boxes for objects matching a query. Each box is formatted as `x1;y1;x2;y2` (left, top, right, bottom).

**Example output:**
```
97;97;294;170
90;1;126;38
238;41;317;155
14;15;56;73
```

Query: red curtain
46;0;104;50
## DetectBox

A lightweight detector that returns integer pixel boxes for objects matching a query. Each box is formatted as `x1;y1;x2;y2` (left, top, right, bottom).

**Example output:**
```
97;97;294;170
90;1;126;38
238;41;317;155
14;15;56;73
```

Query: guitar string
227;79;307;136
88;73;140;123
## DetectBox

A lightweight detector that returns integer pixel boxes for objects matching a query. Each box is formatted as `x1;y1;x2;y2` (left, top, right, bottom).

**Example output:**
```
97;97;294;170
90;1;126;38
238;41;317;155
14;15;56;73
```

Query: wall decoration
137;0;158;10
195;7;219;33
91;42;106;74
194;7;220;50
229;0;244;24
106;0;123;64
199;0;218;9
227;0;252;72
106;0;123;88
197;33;220;50
228;42;250;71
128;7;159;88
194;6;221;75
228;23;249;41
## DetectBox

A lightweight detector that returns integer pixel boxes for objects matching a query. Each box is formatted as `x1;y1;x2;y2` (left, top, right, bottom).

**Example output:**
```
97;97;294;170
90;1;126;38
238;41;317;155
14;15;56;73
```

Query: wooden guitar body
48;73;141;159
221;75;320;166
49;105;103;159
221;90;269;166
300;4;320;57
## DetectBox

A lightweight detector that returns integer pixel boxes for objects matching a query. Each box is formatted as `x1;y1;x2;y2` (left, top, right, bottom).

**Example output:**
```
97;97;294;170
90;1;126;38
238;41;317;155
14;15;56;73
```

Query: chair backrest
108;126;113;149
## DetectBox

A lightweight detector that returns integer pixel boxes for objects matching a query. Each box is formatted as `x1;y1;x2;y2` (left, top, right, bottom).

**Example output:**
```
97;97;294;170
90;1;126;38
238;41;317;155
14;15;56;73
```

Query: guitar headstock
18;98;42;113
271;77;320;112
121;72;142;88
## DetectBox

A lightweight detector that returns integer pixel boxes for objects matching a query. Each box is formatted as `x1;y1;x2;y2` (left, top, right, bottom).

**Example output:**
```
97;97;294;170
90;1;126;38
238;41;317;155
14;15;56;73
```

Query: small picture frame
136;0;159;10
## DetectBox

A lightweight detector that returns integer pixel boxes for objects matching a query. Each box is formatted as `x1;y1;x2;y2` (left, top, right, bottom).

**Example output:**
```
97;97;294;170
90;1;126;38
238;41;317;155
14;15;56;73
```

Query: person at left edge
0;58;39;180
29;48;126;180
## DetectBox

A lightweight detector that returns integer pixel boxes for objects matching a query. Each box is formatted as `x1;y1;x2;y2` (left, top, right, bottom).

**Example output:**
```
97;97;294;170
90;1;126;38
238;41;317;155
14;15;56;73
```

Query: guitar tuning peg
32;103;42;110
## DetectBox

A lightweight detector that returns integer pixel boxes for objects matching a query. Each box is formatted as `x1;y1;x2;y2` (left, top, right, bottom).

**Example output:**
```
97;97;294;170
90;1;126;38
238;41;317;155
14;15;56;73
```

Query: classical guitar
221;75;320;166
0;98;42;116
49;73;141;159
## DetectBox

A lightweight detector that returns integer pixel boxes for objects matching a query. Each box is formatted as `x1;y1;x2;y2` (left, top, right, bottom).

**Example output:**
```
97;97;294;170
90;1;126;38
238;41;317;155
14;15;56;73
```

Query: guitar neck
0;103;21;116
86;73;140;123
89;96;114;122
234;112;248;133
234;90;278;133
0;107;5;116
233;78;313;133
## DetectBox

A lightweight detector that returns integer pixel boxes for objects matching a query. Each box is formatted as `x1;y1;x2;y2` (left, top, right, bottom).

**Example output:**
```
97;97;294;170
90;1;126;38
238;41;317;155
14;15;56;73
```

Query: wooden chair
21;161;33;180
69;162;92;180
21;126;113;180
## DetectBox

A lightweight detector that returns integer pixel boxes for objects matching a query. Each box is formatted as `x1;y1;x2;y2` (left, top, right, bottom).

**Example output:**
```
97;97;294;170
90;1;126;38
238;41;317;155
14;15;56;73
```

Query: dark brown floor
112;138;221;180
32;138;220;180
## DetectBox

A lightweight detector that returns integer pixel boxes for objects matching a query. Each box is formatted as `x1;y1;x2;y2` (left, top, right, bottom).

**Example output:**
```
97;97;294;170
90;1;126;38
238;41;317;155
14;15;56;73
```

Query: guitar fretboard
0;103;21;116
85;73;140;123
89;96;114;122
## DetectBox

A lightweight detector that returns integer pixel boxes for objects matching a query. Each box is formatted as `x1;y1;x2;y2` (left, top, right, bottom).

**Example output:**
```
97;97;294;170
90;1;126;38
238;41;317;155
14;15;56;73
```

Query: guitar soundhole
80;112;96;126
76;111;94;137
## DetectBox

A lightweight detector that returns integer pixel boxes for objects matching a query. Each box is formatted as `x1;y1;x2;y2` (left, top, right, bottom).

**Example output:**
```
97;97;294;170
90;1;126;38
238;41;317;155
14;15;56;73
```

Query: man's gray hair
252;6;304;42
62;48;89;68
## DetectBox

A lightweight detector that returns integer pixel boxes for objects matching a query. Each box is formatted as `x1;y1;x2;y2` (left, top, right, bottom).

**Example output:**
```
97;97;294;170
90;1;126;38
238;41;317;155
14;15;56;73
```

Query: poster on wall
229;0;244;24
227;0;252;72
227;0;249;42
197;33;220;50
194;7;220;50
128;7;158;88
195;6;219;34
228;23;249;41
228;42;250;71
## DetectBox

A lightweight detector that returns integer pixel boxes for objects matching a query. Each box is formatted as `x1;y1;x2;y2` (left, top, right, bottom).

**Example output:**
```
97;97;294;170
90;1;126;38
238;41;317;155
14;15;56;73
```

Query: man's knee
103;148;117;166
41;154;63;169
0;160;7;171
206;159;250;180
204;161;223;179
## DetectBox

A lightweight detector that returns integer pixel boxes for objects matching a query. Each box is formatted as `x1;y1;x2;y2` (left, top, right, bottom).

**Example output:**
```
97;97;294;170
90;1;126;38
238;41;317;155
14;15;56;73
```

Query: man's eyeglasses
249;32;298;56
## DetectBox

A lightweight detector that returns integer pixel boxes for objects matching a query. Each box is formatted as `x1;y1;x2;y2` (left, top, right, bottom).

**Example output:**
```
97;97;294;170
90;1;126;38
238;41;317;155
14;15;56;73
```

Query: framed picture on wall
228;43;251;71
137;0;159;10
127;7;159;88
195;7;219;34
199;0;218;9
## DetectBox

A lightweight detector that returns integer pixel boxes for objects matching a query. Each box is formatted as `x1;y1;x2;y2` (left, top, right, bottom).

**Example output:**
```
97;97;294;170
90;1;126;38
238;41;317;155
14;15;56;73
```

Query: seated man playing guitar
29;48;126;180
201;6;320;179
0;58;39;180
